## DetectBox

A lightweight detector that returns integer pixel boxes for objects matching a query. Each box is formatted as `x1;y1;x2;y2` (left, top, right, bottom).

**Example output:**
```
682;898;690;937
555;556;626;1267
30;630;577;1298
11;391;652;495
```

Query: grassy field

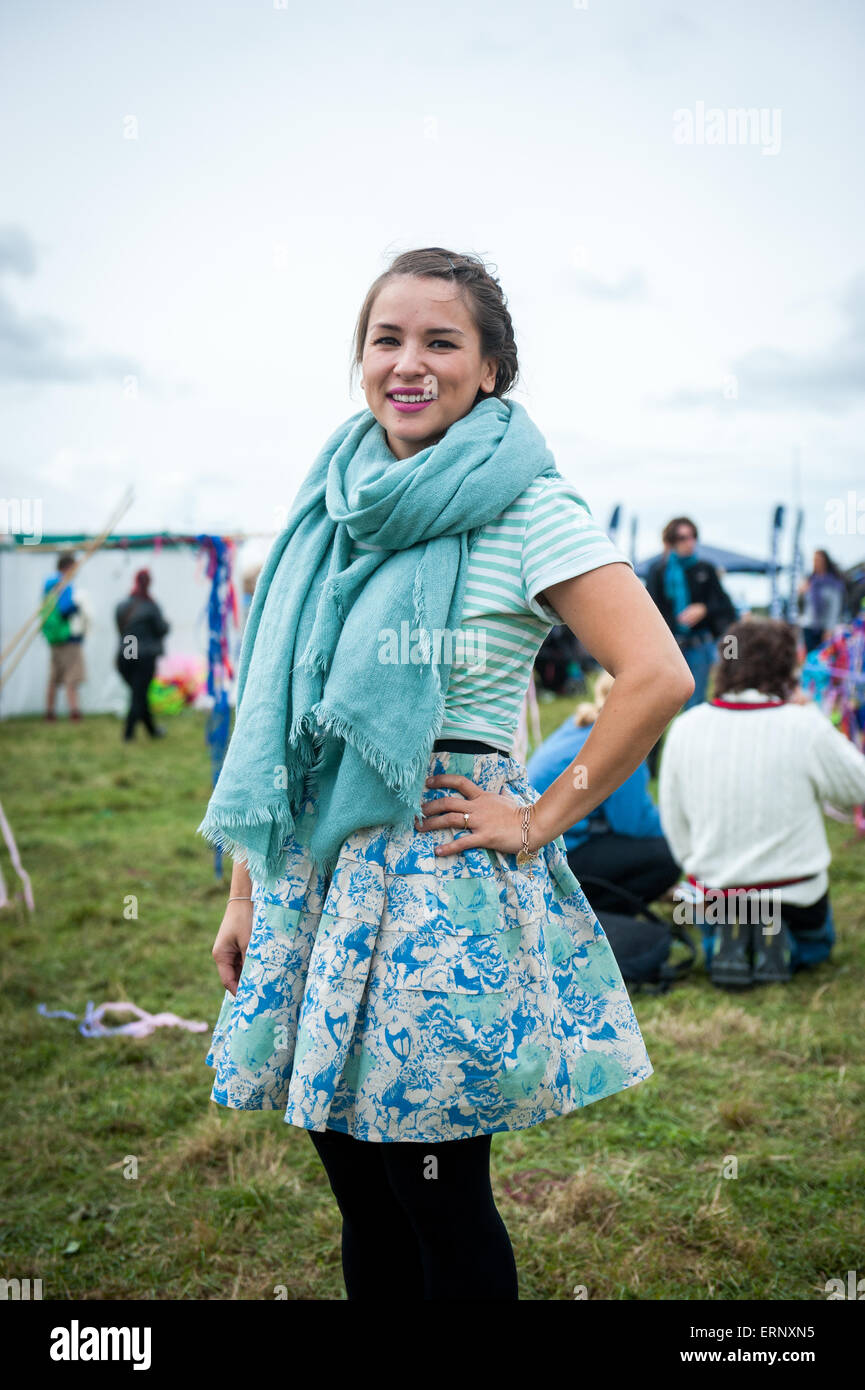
1;691;863;1301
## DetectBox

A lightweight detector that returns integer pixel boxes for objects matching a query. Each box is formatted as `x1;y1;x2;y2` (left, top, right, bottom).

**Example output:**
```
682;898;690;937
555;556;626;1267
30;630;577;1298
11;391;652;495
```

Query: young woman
200;247;694;1301
798;549;847;653
115;568;170;741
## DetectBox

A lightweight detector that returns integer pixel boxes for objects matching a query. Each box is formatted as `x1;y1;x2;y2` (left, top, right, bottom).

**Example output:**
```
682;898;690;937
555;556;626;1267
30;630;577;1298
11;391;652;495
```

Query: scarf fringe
197;716;318;872
198;799;292;831
196;804;296;886
312;687;447;811
286;711;330;781
299;645;330;677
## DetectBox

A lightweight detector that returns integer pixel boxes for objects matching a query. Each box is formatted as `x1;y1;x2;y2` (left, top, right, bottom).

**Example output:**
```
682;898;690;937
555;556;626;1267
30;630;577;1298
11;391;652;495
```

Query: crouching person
658;617;865;986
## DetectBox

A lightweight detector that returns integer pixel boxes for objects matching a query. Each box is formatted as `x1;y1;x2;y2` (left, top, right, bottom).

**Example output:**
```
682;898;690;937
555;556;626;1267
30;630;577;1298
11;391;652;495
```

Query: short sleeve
521;476;634;621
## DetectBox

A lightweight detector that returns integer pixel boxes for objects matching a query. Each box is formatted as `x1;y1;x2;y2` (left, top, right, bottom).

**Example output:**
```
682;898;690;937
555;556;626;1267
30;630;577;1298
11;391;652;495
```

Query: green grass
1;692;863;1301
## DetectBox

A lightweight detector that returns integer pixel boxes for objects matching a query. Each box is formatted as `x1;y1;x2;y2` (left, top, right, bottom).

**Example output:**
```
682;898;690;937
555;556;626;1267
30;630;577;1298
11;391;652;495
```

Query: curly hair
712;616;799;700
350;247;519;405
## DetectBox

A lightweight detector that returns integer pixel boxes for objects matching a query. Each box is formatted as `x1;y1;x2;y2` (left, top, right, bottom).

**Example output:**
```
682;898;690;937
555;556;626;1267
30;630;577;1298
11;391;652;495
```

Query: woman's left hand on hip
416;773;526;857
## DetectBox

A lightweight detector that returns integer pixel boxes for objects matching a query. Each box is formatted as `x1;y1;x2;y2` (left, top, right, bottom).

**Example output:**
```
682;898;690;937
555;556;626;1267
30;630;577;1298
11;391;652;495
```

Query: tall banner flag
197;535;238;879
769;504;785;618
787;507;805;623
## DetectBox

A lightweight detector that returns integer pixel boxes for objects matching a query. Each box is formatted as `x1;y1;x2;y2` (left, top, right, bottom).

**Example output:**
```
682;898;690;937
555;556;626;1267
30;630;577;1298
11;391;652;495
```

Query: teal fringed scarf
664;548;699;635
197;395;559;886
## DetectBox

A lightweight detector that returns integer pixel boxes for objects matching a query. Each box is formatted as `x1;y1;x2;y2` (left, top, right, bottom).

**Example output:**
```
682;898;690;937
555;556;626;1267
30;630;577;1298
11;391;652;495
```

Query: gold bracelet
516;804;539;874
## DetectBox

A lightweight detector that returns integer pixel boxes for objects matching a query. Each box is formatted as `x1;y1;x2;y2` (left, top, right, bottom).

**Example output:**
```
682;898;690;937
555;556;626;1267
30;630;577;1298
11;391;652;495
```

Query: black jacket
645;554;738;641
116;596;170;662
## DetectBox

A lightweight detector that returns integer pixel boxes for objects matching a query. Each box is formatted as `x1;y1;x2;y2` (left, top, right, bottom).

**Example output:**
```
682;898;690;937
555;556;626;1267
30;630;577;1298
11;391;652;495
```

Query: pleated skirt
205;748;654;1142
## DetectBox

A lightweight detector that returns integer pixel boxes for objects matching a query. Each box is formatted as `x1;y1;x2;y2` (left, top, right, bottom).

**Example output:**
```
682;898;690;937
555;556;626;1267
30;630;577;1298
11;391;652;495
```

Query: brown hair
662;516;698;546
350;247;519;404
812;548;844;581
712;616;799;700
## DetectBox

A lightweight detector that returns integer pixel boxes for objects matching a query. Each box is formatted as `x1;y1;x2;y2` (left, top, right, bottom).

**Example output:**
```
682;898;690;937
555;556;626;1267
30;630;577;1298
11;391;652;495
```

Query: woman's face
671;524;697;556
361;274;498;459
813;550;826;573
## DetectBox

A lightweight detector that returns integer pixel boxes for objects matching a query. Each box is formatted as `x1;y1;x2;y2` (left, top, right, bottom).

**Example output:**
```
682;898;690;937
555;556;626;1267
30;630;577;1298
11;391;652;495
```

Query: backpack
40;585;72;645
578;873;697;996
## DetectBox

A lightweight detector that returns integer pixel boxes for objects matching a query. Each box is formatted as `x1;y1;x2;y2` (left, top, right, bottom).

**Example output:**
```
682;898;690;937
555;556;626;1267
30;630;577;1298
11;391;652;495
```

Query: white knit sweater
658;688;865;906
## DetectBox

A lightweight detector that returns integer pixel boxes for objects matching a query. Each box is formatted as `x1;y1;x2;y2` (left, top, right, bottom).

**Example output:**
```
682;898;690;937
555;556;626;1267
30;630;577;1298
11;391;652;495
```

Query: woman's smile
360;275;498;458
386;387;437;414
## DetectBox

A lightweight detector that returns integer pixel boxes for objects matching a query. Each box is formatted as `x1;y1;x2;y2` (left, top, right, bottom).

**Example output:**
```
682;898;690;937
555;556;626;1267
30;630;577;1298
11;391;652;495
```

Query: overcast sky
2;0;864;583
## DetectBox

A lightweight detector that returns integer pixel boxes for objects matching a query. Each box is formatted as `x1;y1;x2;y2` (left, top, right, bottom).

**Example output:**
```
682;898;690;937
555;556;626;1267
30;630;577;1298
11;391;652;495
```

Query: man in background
41;552;88;721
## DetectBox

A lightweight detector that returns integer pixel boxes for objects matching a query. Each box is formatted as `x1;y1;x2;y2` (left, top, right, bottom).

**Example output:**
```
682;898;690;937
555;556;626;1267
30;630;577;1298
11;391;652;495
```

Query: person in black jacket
115;568;170;741
644;517;738;776
645;517;738;705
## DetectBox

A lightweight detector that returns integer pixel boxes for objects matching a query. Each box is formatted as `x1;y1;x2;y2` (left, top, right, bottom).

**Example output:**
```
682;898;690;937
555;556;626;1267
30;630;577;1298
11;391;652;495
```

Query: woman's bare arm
528;562;694;848
228;859;253;900
211;858;255;995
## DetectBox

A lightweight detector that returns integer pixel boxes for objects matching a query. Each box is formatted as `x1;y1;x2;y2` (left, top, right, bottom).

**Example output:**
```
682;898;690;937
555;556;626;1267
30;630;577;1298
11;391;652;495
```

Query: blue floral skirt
205;748;654;1142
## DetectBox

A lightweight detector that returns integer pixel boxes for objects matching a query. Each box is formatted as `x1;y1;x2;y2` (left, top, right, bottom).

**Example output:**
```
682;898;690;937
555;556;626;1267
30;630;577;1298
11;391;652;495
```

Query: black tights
308;1126;519;1301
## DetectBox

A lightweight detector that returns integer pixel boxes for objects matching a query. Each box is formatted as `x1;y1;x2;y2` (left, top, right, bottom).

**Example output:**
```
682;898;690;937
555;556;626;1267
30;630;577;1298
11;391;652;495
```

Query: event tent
633;543;778;580
0;533;263;720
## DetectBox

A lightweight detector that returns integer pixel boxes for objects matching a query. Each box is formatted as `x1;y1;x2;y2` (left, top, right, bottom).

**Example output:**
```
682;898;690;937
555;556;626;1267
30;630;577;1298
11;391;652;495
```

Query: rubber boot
709;919;754;989
752;918;794;984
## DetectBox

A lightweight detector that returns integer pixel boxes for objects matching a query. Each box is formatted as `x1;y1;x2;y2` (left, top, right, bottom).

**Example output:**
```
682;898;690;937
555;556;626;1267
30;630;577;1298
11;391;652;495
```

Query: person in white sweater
658;616;865;985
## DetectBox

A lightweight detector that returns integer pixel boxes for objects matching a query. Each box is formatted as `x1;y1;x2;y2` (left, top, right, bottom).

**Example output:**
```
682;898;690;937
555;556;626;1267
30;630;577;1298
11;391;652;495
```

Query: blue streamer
196;535;235;879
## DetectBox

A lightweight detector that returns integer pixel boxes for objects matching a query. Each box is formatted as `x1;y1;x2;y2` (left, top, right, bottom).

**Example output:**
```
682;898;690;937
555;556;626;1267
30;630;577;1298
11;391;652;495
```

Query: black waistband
432;737;511;759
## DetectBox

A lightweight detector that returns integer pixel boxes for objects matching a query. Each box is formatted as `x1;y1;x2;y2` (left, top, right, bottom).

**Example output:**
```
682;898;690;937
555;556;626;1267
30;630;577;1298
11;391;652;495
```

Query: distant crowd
39;519;865;990
528;515;865;988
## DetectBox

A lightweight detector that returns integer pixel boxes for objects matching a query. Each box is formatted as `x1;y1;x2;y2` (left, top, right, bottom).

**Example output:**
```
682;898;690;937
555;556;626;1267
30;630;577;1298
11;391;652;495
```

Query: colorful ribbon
37;1000;209;1039
196;535;239;878
801;610;865;836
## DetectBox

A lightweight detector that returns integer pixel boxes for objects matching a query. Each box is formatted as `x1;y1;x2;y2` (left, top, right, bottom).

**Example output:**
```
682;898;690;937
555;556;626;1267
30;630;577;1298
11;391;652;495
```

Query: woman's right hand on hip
212;900;254;996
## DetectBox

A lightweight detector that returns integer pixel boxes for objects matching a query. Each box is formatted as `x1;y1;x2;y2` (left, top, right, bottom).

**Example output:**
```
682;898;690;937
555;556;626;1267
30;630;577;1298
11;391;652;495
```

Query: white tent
0;535;268;719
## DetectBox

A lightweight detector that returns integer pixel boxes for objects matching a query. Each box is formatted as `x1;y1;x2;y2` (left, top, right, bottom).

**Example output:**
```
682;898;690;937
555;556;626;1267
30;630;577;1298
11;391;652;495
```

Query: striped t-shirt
349;473;633;751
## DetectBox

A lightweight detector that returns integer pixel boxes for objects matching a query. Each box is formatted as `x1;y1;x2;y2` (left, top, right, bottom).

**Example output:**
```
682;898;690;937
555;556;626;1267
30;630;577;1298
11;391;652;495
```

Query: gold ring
463;812;470;829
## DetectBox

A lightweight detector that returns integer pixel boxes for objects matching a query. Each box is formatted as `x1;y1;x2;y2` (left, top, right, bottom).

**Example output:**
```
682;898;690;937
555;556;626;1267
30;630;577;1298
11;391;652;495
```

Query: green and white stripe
351;474;632;750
